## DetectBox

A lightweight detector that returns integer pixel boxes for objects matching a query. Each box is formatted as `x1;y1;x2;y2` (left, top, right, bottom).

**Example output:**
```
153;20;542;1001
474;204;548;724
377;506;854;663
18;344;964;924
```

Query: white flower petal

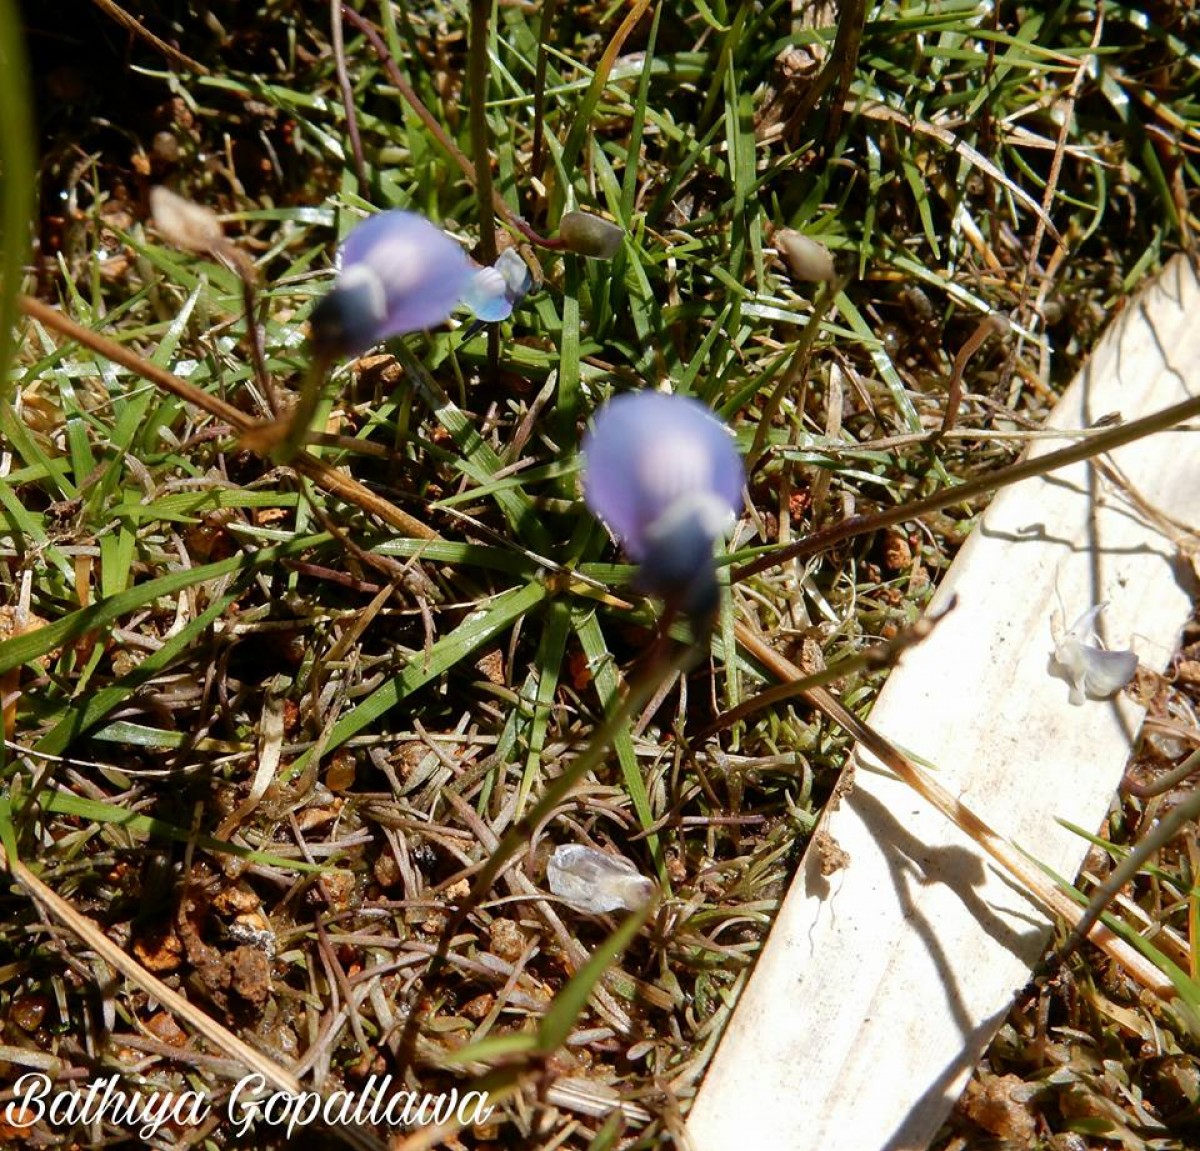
547;845;655;914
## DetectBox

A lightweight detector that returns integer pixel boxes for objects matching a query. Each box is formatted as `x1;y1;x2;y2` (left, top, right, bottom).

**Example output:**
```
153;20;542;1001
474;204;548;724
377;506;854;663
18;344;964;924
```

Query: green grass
1;1;1199;1148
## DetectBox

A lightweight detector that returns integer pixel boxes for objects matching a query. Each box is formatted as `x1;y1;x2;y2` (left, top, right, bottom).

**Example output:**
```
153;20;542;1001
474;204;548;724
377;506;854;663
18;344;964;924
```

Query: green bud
558;211;625;259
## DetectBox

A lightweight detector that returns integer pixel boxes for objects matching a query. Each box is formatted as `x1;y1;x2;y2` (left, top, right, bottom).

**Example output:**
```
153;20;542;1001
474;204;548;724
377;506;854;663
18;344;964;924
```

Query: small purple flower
582;392;744;620
460;248;533;323
309;210;527;357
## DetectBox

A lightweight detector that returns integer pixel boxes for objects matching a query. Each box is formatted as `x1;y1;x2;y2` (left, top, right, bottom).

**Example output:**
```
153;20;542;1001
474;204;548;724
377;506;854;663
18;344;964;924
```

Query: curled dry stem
937;312;1012;438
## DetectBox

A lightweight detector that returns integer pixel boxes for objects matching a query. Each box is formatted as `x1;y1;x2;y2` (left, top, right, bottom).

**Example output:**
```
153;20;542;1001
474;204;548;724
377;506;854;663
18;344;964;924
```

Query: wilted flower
582;392;744;621
547;844;655;914
309;210;528;358
1053;603;1138;706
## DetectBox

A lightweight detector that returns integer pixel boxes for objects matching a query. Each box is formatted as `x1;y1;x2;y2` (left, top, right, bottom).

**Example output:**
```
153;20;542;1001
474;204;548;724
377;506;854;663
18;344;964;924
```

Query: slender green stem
1053;779;1200;967
468;0;497;266
0;0;34;396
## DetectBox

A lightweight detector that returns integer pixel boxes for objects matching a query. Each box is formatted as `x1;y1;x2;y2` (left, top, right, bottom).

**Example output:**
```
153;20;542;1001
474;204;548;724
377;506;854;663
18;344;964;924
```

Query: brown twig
21;294;249;429
467;0;500;379
90;0;210;75
331;0;370;195
733;622;1175;997
1016;5;1104;333
1122;744;1200;799
467;0;497;267
236;263;280;415
734;386;1200;584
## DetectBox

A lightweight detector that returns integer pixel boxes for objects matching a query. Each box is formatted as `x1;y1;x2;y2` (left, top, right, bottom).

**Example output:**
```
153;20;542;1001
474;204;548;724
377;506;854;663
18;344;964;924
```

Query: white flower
1053;603;1138;706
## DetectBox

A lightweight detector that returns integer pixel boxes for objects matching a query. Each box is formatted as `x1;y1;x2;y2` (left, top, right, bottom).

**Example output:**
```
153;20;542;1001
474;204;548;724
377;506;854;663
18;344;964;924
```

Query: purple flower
460;248;533;323
582;392;744;619
309;210;527;357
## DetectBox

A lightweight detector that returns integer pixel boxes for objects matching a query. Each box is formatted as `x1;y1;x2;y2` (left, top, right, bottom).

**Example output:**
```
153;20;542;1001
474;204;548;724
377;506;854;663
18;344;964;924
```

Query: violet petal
582;392;743;559
582;393;743;617
312;210;476;356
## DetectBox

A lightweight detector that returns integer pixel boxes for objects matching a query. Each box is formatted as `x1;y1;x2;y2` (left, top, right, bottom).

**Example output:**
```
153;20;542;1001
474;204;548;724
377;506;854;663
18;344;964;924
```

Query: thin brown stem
733;622;1175;997
235;263;278;415
734;389;1200;583
20;294;250;429
331;0;369;195
90;0;209;74
701;597;955;738
937;312;1011;438
1122;744;1200;799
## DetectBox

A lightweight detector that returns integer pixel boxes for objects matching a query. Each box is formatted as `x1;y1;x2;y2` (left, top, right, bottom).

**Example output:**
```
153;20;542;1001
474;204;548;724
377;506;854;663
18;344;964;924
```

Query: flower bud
558;211;625;260
149;186;225;255
774;228;836;283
